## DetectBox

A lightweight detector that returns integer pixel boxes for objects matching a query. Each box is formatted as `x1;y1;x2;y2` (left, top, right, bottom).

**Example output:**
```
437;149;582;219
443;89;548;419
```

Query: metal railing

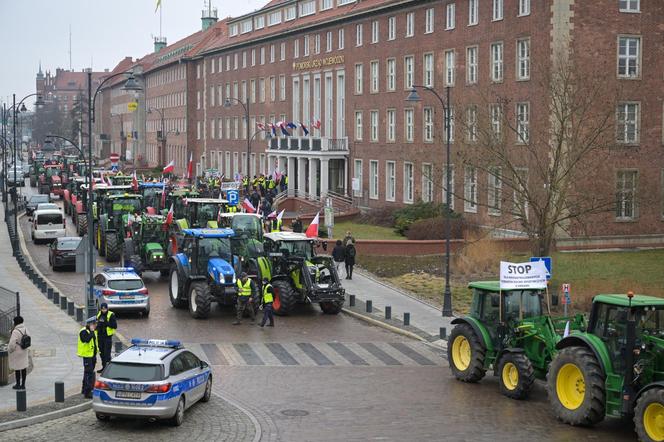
0;288;19;338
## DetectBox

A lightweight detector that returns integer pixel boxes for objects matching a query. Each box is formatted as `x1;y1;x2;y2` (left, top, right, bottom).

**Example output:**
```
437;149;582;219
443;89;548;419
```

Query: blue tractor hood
208;257;235;284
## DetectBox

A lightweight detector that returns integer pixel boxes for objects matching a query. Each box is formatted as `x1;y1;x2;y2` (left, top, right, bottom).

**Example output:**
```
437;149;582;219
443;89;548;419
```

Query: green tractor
262;232;345;316
548;293;664;442
139;182;166;212
97;193;143;262
217;213;264;242
175;198;229;229
125;214;170;276
448;281;585;399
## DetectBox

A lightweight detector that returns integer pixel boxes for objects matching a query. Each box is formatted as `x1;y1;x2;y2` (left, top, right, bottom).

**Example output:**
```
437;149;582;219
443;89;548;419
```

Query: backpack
18;330;31;350
346;245;356;259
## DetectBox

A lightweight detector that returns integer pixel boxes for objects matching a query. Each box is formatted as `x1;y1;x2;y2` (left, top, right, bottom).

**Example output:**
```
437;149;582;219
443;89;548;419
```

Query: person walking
96;303;117;373
344;239;357;280
332;239;345;274
291;216;303;233
78;317;98;399
344;231;355;247
8;316;29;390
234;272;256;325
259;278;275;328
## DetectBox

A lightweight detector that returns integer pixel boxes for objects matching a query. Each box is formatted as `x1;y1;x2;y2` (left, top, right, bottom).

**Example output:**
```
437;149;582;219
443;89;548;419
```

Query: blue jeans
260;303;274;326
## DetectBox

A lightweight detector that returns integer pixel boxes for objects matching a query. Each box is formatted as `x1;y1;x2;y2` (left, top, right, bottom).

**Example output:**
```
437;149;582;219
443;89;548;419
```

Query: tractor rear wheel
97;227;105;256
547;346;606;426
271;279;297;316
635;387;664;442
447;324;486;383
129;254;143;276
498;352;535;400
168;265;186;308
77;214;88;236
188;281;211;319
319;301;343;314
105;233;121;263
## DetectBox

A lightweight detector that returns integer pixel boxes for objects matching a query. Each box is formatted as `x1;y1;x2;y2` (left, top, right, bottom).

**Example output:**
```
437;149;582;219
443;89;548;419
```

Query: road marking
265;343;300;365
358;343;402;366
297;342;334;366
201;343;228;366
388;342;436;366
327;342;369;366
233;343;265;365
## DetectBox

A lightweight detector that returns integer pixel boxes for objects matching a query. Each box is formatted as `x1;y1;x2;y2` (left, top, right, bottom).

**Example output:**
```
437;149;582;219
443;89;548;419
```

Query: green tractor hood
144;242;166;263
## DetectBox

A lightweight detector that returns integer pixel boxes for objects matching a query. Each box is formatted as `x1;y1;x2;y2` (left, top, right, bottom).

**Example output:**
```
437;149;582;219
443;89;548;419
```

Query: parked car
25;194;50;216
93;267;150;315
48;237;82;271
93;338;212;425
7;167;25;187
31;208;65;244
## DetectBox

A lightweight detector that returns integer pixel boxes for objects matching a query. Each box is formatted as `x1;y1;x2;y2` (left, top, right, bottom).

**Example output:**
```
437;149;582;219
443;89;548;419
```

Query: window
250;79;256;103
314;34;321;54
196;121;201;140
255;15;265;29
338;29;345;49
251;49;256;66
422;163;434;202
259;78;265;102
490;103;502;138
229;23;238;37
386;58;396;91
268;11;281;26
355;63;363;94
210;86;215;107
386;161;396;202
518;0;531;16
405;12;414;37
356;24;363;46
242;51;247;68
493;0;503;20
425;8;434;33
517;38;530;80
488;167;502;215
210;58;215;74
423;53;434;87
464;166;478;213
321;0;333;10
388;16;396;40
466;46;478;84
404;55;414;89
234;53;239;70
270;77;276;101
304;35;310;56
423;107;434;142
294;39;299;58
196;91;201;109
260;47;265;64
619;0;640;12
280;42;286;60
240;19;253;34
616;170;638;220
326;31;332;52
404;108;414;142
300;0;316;16
469;0;478;25
370;160;379;199
446;3;456;29
404;163;414;203
292;78;300;122
466;106;478;142
210;119;216;139
491;42;503;82
516;102;530;144
617;103;640;144
386;109;396;142
445;50;455;86
270;44;275;63
618;36;641;78
279;75;286;101
444;106;455;142
371;20;379;43
370;110;379;141
443;165;455;209
355;111;363;140
370;61;379;93
354;160;363;197
284;5;296;21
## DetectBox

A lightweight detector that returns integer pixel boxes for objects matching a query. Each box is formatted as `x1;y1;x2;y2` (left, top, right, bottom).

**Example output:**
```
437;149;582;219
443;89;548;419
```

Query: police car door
181;351;206;401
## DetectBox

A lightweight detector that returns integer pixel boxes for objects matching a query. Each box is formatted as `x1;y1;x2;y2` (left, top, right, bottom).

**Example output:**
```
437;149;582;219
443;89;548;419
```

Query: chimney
154;36;167;53
201;6;218;31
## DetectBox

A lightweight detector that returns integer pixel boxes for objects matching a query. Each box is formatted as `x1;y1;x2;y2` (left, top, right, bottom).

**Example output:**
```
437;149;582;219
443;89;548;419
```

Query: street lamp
406;85;453;317
224;97;251;183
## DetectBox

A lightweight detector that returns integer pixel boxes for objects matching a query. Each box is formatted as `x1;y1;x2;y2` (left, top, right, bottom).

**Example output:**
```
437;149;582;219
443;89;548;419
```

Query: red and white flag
242;198;256;213
163;160;175;174
305;212;320;238
277;209;285;222
165;203;174;225
312;119;321;130
186;153;193;180
132;170;139;191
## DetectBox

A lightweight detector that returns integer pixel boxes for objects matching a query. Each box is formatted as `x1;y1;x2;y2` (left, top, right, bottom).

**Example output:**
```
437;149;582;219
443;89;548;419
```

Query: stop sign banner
499;261;548;290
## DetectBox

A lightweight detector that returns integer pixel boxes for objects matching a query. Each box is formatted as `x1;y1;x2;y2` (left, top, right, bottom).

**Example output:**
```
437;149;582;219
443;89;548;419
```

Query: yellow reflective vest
77;327;98;358
96;310;116;337
262;284;274;304
237;279;253;297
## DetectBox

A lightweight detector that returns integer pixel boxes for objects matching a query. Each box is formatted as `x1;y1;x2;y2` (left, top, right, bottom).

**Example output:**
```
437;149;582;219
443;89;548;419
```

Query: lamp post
223;97;251;181
1;104;8;203
406;85;453;317
87;70;142;319
46;135;84;158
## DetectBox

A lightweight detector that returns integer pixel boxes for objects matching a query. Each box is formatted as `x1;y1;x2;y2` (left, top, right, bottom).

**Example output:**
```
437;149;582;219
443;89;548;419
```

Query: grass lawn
330;221;404;241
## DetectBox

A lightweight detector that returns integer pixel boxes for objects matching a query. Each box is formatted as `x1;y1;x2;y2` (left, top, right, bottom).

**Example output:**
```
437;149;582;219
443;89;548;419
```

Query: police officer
234;272;256;325
78;317;98;399
259;278;275;327
96;303;117;372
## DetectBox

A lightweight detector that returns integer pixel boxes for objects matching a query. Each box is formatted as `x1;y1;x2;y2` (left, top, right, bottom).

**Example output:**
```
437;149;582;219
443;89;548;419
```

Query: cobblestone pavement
0;394;255;442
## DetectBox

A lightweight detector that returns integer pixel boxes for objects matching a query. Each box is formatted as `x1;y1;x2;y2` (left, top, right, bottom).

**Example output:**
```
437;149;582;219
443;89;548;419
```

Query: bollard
16;389;26;412
366;300;372;313
40;282;47;294
47;287;54;300
440;327;447;340
52;291;60;305
114;341;123;354
60;296;67;311
75;306;84;322
403;312;410;326
55;382;65;403
385;306;392;320
349;294;355;307
68;300;75;317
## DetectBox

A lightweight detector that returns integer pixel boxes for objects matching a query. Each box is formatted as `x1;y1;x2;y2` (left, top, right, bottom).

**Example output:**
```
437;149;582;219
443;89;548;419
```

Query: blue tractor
168;228;246;319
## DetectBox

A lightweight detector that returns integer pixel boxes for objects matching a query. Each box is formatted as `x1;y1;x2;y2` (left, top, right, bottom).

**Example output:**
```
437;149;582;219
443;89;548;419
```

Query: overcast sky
1;0;266;108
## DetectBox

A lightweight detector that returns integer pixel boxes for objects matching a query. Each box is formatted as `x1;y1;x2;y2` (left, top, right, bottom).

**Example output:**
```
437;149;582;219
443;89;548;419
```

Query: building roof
52;69;105;92
103;56;138;89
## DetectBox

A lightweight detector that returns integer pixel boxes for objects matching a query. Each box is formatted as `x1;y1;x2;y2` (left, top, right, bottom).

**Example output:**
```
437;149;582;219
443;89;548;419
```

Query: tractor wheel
105;234;121;263
498;352;535;400
319;301;343;315
635;387;664;442
97;227;106;256
447;324;486;383
29;177;36;187
271;279;297;316
188;281;211;319
77;214;88;236
547;346;606;426
168;265;186;308
123;239;135;262
129;254;143;275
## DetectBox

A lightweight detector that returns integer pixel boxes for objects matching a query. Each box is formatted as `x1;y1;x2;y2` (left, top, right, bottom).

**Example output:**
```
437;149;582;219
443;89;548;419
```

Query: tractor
448;281;585;399
547;292;664;442
96;193;143;262
262;232;345;316
217;213;264;242
168;228;248;319
176;198;229;229
125;214;170;276
139;182;165;212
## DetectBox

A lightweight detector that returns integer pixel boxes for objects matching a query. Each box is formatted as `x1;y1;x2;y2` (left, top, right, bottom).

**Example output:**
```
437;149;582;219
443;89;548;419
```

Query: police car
93;267;150;316
93;339;212;425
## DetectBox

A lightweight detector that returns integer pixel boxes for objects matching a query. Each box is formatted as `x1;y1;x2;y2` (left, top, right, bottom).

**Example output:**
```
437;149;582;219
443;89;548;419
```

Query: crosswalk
186;341;446;367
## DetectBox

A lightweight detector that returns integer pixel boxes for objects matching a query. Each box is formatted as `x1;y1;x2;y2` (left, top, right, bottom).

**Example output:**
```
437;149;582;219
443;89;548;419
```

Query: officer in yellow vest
78;317;98;398
96;303;117;372
270;216;282;232
233;272;256;325
259;278;275;327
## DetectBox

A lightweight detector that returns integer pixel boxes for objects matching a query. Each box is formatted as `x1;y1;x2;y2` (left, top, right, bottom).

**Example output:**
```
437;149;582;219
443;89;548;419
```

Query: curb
341;308;431;344
0;401;91;433
213;392;262;442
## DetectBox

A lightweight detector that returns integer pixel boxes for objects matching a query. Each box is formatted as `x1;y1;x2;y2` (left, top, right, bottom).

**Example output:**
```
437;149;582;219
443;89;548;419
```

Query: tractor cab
218;213;263;242
126;214;170;276
140;182;165;212
179;198;228;229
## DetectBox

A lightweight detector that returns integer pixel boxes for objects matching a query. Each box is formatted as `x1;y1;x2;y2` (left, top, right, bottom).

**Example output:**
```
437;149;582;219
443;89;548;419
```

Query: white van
31;209;66;244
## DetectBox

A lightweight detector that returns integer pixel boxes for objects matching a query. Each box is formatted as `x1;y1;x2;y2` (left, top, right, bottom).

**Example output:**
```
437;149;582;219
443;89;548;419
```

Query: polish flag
305;212;320;238
165;203;174;226
312;119;321;130
186;153;193;180
277;209;285;222
132;170;139;191
163;160;175;174
242;198;256;213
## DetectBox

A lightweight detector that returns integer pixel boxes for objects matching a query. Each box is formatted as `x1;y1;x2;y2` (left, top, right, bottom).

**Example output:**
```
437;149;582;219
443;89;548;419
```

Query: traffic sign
226;189;239;205
562;283;570;293
127;101;138;112
530;256;552;280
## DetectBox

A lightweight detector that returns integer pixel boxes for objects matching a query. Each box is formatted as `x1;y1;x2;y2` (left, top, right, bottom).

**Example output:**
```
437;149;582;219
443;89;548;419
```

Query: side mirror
200;360;209;369
551;294;559;307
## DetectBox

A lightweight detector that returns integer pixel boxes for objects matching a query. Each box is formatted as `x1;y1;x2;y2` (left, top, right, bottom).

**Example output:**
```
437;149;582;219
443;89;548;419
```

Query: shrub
394;201;457;235
356;207;395;227
405;216;475;240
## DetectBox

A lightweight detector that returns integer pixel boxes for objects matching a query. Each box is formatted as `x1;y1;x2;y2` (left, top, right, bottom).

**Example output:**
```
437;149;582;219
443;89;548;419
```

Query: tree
32;99;67;147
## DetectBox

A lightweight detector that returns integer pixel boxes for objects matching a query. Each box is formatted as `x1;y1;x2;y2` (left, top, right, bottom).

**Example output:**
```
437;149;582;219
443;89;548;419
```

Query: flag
286;122;297;129
217;207;222;224
161;178;168;209
278;122;290;136
186;152;193;180
305;212;320;238
132;170;138;191
268;123;276;136
155;0;161;13
563;321;570;338
267;210;277;219
277;209;285;222
312;119;321;130
165;203;174;225
257;122;265;131
300;122;309;136
163;160;175;174
242;198;256;213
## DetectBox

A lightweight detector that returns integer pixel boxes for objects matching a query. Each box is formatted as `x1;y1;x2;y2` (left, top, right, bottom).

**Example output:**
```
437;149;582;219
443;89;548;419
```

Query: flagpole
160;1;163;38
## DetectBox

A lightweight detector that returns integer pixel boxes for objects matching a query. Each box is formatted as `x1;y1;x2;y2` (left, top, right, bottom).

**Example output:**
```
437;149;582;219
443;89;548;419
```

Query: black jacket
332;245;345;262
96;311;117;339
292;220;303;233
345;244;357;265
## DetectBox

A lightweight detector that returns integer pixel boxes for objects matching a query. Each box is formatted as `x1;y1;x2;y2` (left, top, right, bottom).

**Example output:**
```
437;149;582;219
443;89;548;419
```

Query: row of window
145;65;186;88
146;92;186;111
197;75;287;110
204;150;267;179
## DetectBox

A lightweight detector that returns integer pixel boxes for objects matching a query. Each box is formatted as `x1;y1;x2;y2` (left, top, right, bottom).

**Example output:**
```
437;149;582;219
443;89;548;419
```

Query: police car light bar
131;338;182;348
103;267;135;273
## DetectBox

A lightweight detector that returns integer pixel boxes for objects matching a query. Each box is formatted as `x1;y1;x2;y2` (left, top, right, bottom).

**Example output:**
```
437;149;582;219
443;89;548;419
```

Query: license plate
119;295;135;299
45;231;56;234
115;390;142;399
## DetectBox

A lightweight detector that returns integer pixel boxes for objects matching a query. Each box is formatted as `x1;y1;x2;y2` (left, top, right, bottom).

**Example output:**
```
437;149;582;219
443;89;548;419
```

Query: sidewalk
0;206;82;412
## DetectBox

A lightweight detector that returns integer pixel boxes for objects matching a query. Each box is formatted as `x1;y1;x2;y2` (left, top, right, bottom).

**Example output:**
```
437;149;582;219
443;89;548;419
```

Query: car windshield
111;198;142;214
37;203;58;210
232;216;262;240
196;203;220;226
37;213;63;225
29;195;49;204
58;239;81;250
232;238;264;259
278;240;313;259
198;237;232;262
108;279;144;290
103;362;163;382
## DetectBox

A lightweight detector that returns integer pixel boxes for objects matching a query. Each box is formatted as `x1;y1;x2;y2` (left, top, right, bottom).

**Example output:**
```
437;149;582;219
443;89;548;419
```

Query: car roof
57;236;81;243
33;208;63;215
182;228;235;238
264;232;312;242
37;203;59;208
99;268;142;280
112;345;180;365
29;195;49;200
593;294;664;307
107;193;141;199
140;182;164;188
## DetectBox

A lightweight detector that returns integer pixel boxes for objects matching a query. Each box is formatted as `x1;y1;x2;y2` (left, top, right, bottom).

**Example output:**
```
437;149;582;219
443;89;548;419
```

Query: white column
297;157;307;197
320;158;329;197
343;158;348;196
309;158;318;200
287;156;296;196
